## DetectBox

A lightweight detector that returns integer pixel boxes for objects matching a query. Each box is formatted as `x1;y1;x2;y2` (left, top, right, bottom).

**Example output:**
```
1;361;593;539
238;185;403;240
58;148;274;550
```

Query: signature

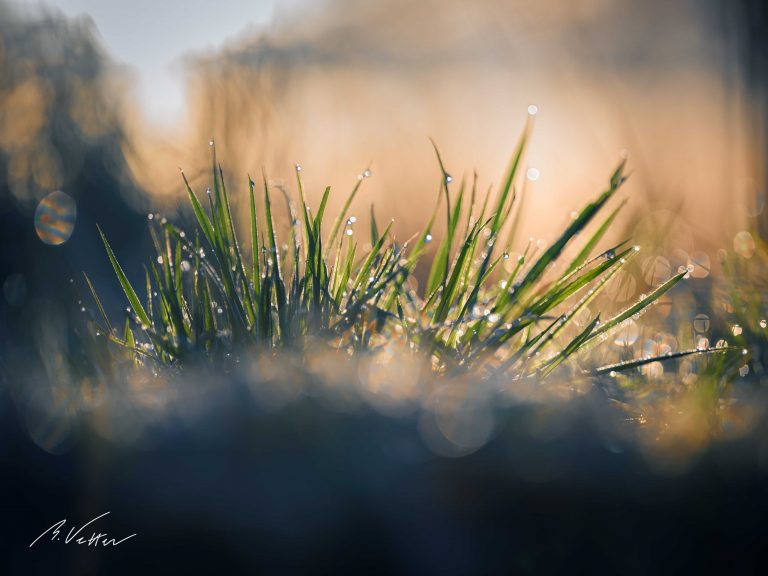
30;511;136;548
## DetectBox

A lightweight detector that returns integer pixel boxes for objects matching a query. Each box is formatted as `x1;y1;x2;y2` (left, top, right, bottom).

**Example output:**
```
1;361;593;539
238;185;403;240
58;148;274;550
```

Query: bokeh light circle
733;231;755;259
34;190;76;245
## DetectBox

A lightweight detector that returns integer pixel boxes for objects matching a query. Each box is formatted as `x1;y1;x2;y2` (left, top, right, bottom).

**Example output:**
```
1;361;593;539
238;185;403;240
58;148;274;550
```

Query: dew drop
760;319;767;329
425;233;433;243
363;169;372;178
346;229;354;236
295;163;302;172
445;174;453;184
156;256;164;265
180;260;191;272
527;104;539;116
208;139;214;147
148;213;154;220
732;324;743;336
217;307;223;314
503;252;509;260
526;167;540;181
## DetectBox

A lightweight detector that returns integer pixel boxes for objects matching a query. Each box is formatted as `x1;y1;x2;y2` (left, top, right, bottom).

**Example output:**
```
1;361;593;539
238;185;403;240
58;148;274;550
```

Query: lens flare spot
34;190;76;245
614;319;639;346
733;231;755;259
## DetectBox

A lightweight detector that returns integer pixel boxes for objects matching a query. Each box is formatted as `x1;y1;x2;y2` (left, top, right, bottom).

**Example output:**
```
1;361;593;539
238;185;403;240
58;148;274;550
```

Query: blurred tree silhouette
0;1;150;358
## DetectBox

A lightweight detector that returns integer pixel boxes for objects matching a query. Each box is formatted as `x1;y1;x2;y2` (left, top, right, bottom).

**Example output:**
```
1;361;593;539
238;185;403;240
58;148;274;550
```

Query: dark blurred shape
729;0;768;238
2;272;26;307
0;1;152;361
2;387;768;574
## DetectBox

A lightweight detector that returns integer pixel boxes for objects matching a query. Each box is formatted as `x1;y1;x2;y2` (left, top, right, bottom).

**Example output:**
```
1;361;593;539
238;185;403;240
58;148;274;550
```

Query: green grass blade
98;225;152;328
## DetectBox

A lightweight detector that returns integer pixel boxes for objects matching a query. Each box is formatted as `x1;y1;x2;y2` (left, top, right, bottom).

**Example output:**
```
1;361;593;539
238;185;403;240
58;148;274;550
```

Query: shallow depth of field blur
2;0;768;572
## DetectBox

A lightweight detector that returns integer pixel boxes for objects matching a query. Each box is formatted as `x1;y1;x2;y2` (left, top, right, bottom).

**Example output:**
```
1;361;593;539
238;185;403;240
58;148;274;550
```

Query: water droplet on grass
425;233;433;243
732;324;743;336
760;319;767;329
526;167;540;181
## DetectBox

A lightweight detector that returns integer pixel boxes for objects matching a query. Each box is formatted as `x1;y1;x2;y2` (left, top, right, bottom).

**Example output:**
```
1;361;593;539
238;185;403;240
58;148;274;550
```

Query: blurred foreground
3;371;768;574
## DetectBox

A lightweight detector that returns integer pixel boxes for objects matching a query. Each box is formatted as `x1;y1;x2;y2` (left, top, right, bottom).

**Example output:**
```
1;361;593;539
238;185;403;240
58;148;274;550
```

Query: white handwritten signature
29;511;136;548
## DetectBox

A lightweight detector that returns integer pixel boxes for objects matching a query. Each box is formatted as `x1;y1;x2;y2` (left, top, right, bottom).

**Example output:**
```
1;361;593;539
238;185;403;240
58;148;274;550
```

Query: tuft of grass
89;129;738;380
